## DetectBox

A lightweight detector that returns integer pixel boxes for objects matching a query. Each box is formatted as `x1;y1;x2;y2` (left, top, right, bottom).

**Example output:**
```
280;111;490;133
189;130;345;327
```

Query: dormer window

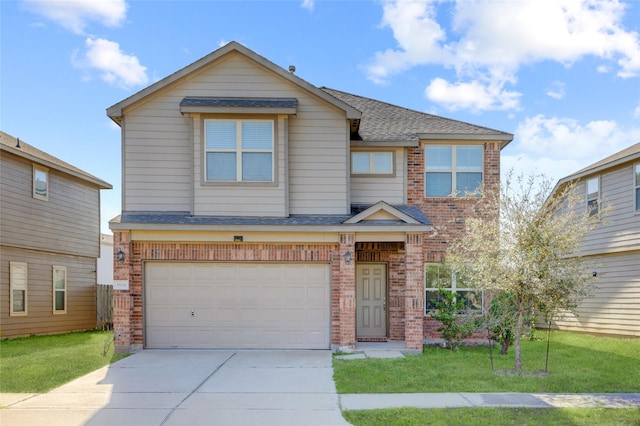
205;119;274;182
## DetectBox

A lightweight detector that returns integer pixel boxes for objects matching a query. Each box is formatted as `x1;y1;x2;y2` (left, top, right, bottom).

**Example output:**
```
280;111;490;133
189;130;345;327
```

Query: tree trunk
514;310;524;374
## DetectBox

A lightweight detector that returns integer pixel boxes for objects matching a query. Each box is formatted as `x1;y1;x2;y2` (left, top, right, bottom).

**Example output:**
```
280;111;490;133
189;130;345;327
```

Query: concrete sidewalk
340;392;640;410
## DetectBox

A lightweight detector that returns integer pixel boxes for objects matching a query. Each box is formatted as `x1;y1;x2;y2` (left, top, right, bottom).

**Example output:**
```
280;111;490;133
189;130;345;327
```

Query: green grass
0;330;129;393
343;407;640;426
334;331;640;394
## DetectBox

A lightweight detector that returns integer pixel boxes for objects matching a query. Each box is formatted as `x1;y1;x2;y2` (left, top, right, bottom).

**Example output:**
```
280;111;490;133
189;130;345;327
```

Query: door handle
191;310;195;317
383;301;386;312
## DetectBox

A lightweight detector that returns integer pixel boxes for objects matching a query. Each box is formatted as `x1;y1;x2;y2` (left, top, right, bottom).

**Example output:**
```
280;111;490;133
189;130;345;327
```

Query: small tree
431;289;479;351
446;171;601;374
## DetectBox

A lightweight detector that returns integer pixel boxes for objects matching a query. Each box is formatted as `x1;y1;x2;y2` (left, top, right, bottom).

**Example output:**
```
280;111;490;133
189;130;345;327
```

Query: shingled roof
0;131;112;189
321;87;513;147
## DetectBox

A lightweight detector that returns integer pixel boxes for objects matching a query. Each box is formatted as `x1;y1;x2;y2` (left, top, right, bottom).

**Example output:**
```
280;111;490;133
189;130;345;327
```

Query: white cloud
301;0;314;11
73;38;148;89
545;81;566;100
506;114;640;183
22;0;127;34
634;104;640;119
425;77;521;112
367;0;640;110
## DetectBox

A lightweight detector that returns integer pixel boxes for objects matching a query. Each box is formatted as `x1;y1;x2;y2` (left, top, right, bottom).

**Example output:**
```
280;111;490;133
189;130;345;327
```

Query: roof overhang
343;201;421;224
350;140;419;147
418;132;514;149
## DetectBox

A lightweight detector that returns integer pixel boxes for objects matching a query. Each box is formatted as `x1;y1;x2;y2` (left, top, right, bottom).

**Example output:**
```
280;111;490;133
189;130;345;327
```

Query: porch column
405;232;424;351
338;233;356;349
113;231;133;352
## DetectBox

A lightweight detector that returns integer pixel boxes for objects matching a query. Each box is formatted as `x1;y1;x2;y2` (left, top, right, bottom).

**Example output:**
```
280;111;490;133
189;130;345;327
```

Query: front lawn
334;331;640;394
343;407;640;426
0;330;129;393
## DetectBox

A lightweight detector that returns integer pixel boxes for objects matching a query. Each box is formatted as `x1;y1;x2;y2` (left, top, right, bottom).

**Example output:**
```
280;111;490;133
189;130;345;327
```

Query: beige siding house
549;142;640;337
108;42;513;352
0;132;112;338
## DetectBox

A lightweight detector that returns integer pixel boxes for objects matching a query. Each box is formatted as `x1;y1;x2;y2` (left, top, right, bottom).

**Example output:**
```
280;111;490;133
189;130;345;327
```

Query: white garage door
145;262;331;349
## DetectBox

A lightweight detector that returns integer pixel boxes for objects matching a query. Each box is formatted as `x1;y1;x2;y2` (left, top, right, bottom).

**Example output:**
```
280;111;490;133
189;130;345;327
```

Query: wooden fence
97;284;113;330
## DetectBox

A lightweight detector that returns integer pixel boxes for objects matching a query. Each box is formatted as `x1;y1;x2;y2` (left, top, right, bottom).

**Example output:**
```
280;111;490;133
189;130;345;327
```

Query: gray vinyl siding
121;52;349;216
549;251;640;337
350;148;406;205
0;246;97;338
0;154;101;257
581;164;640;255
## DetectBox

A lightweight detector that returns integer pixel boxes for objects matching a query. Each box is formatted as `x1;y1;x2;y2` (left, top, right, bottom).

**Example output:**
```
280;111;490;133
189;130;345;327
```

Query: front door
356;263;387;339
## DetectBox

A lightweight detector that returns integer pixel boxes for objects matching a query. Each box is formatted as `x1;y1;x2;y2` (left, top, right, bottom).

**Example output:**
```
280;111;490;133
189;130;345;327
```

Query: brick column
113;231;133;352
405;232;424;351
338;233;356;349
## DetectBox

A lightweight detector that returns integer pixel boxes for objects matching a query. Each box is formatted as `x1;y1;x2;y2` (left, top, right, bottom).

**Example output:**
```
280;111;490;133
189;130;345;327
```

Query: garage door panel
145;263;330;349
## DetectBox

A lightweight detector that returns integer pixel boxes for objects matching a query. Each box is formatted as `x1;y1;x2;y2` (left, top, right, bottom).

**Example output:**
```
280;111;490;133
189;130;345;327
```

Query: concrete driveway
1;350;351;426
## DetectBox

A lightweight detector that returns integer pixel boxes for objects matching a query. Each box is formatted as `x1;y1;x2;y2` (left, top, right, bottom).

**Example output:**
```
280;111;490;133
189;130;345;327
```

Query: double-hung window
33;165;48;201
10;262;28;316
53;266;67;314
586;176;599;217
205;119;274;182
425;145;483;197
351;152;394;175
635;164;640;212
425;264;483;314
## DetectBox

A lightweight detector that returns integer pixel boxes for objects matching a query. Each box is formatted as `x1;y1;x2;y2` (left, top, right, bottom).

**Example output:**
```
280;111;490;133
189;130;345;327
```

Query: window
10;262;27;316
53;266;67;314
205;119;274;182
425;264;482;314
425;145;483;197
635;164;640;212
586;176;599;217
352;152;394;175
33;165;48;201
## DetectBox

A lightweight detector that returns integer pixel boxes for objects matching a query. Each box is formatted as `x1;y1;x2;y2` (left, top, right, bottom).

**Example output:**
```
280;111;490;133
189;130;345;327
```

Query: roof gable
107;41;361;124
344;201;422;224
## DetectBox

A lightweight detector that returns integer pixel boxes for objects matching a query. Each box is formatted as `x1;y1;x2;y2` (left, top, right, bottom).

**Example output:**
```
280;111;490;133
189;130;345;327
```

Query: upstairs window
425;145;483;197
53;266;67;314
10;262;28;316
205;119;274;182
33;165;48;201
352;152;394;175
586;176;599;217
635;164;640;212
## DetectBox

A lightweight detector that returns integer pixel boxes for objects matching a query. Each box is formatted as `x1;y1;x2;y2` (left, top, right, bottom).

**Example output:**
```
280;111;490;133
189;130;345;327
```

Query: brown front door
356;263;387;338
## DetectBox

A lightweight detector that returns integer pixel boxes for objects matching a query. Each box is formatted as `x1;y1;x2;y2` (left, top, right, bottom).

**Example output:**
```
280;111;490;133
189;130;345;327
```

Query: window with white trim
33;165;48;201
425;264;483;314
351;152;394;175
635;164;640;212
425;145;483;197
586;176;599;217
53;266;67;314
205;119;274;182
10;262;28;316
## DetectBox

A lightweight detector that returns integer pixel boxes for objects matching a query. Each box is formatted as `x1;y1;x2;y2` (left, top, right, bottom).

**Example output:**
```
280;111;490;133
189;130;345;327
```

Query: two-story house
0;131;112;338
548;142;640;337
108;42;512;352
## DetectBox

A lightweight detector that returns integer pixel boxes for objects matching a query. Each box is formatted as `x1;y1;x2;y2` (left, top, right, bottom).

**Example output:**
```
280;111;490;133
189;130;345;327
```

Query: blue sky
2;0;640;234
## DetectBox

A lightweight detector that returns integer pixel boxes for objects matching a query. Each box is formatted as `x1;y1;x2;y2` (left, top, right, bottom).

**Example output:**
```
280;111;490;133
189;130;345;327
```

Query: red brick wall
407;141;502;340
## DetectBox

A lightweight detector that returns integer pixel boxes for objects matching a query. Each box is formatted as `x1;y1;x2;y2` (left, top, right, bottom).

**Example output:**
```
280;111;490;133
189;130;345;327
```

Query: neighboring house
549;142;640;337
0;131;112;338
108;42;512;352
